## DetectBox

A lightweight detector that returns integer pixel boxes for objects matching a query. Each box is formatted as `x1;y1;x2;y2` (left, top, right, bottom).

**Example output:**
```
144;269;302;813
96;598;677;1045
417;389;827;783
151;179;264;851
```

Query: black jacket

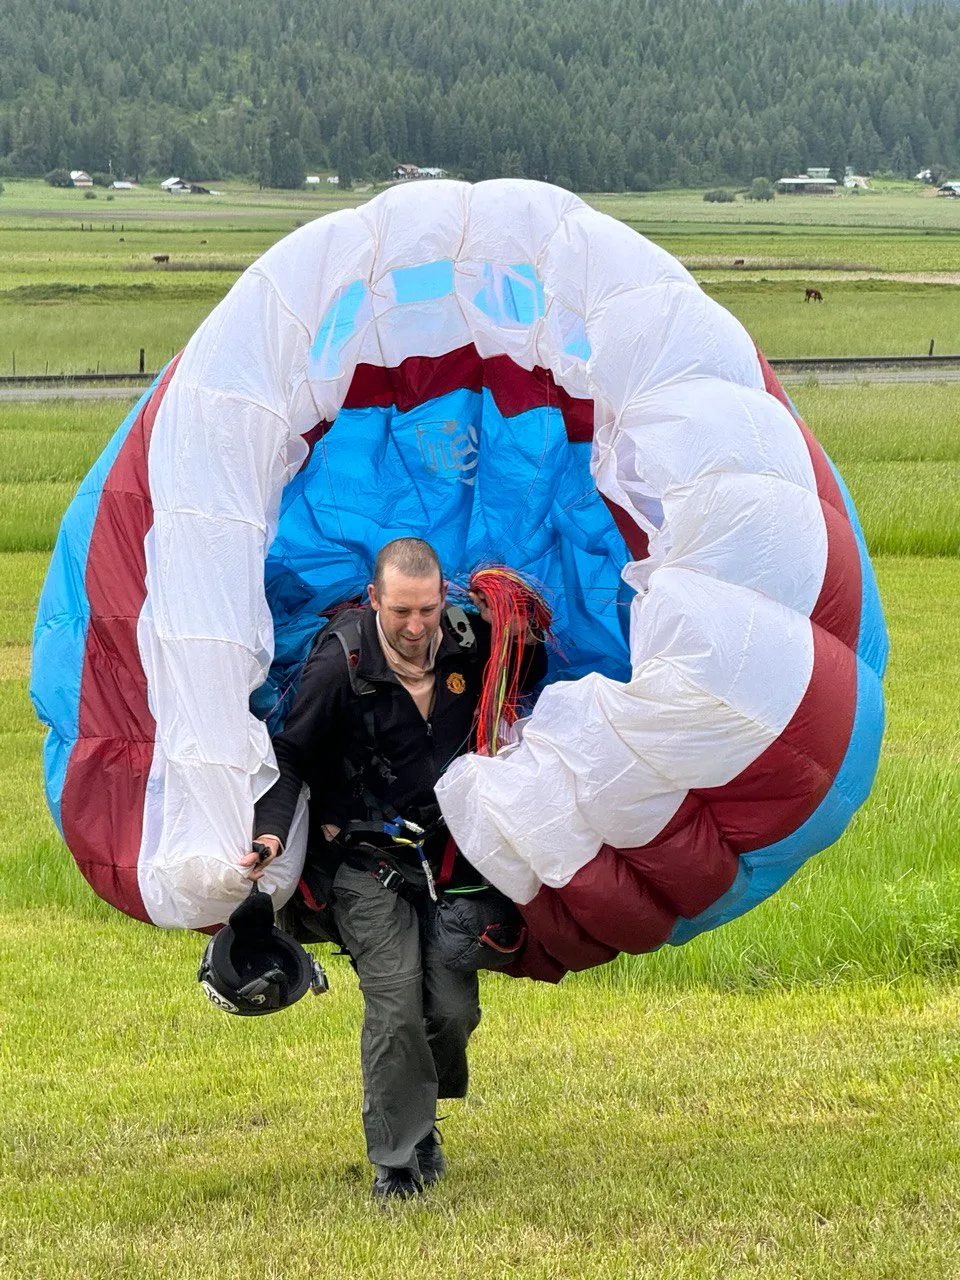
253;605;546;864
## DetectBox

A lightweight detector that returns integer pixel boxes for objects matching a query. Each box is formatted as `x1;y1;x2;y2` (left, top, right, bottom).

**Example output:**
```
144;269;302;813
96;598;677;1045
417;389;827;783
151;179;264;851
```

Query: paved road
0;385;146;401
2;366;959;402
779;367;960;384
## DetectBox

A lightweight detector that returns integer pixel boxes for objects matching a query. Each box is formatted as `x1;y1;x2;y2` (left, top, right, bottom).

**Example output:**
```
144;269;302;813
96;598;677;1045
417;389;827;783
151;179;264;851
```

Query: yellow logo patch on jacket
446;672;466;695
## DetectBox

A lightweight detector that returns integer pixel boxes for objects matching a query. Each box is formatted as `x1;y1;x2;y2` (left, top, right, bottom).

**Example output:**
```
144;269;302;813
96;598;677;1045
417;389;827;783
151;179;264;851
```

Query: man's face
368;567;445;662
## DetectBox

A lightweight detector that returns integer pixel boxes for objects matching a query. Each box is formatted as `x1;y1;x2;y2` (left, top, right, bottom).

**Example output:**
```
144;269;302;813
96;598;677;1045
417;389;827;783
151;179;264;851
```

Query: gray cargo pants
331;861;481;1173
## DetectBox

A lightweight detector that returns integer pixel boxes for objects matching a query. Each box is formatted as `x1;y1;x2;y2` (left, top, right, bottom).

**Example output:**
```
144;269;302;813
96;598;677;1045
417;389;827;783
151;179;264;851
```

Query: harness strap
297;876;325;913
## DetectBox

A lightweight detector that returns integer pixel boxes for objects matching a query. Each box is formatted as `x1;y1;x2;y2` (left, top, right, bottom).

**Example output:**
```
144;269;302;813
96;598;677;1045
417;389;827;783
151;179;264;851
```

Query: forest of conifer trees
1;0;958;190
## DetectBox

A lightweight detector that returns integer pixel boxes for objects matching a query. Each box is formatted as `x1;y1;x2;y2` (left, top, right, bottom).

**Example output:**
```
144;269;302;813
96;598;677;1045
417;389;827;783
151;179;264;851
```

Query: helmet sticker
200;981;240;1014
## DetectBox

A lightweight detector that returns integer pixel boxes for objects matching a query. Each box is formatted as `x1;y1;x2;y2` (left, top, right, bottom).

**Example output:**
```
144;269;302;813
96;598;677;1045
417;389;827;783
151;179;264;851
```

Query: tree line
1;0;958;190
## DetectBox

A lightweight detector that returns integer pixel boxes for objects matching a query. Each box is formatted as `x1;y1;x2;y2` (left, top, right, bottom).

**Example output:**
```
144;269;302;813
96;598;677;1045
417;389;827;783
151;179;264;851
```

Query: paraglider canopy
32;180;886;981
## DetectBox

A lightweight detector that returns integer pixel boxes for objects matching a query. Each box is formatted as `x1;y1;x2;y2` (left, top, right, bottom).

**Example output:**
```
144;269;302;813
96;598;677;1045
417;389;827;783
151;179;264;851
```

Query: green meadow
3;184;960;1277
0;179;957;373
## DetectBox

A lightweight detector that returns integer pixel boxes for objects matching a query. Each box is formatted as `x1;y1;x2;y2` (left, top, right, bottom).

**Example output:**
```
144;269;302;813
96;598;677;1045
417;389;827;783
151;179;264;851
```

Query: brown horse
805;287;823;303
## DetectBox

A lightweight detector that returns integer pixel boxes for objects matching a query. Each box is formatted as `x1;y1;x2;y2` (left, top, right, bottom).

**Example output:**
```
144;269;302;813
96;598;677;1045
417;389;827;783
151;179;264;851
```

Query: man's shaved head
373;538;443;595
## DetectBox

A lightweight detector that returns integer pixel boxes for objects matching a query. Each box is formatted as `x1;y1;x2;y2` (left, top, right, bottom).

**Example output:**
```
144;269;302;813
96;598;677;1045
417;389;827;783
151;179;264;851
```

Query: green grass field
3;184;960;1276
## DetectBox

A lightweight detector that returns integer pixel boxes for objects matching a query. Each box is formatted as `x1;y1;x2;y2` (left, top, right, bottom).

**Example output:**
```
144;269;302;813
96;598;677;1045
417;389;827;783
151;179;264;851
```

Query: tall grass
792;382;960;463
705;280;960;358
0;295;217;376
839;462;960;555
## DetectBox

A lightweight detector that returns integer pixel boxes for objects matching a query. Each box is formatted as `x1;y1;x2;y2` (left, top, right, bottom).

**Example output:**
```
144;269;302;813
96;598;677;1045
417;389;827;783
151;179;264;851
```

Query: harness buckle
374;862;406;894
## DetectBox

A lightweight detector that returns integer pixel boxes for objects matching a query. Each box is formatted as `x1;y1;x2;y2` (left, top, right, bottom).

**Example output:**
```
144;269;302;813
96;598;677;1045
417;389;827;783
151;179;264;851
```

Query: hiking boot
371;1166;424;1204
414;1126;447;1186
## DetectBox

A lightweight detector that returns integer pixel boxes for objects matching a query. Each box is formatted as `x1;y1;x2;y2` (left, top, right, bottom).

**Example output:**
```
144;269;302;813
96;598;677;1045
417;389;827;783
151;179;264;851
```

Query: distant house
161;176;211;195
938;181;960;197
111;180;134;190
305;175;321;185
777;168;837;195
916;168;937;184
325;175;339;185
393;164;420;180
419;167;447;179
70;169;93;188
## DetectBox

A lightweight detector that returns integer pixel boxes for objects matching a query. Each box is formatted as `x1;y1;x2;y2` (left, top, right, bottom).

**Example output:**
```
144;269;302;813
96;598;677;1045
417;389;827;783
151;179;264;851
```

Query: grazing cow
734;258;745;266
152;253;170;264
805;287;823;303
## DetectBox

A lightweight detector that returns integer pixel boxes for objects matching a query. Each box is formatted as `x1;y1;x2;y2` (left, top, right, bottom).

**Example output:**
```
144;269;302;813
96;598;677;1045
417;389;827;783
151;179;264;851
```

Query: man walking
243;538;545;1201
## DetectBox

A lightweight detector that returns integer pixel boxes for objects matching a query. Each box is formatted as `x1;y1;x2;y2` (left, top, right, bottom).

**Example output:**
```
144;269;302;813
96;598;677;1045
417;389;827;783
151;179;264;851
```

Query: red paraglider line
59;354;183;924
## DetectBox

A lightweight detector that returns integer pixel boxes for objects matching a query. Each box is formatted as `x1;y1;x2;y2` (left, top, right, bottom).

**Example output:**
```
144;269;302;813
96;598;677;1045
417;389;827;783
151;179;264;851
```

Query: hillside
1;0;958;188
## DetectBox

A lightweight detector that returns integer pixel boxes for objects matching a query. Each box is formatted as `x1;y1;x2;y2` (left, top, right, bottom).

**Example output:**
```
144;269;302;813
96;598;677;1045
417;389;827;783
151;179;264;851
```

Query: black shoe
371;1166;424;1204
414;1126;447;1186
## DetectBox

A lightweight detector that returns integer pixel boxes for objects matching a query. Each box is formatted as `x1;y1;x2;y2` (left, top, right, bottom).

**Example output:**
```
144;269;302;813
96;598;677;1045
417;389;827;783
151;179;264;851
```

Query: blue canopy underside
258;386;633;729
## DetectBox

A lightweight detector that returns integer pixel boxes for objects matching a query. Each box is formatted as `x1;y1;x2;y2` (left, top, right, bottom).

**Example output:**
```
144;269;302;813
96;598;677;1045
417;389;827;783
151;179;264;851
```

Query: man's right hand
240;834;283;881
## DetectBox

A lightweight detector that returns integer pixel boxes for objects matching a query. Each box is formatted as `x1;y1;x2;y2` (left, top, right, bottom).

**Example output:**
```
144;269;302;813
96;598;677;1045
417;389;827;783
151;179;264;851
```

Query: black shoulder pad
314;611;375;696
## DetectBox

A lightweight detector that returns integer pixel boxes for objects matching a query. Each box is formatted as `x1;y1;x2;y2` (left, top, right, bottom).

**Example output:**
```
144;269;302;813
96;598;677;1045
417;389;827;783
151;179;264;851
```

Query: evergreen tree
123;113;147;181
335;126;355;190
0;0;959;188
890;135;917;177
274;137;305;188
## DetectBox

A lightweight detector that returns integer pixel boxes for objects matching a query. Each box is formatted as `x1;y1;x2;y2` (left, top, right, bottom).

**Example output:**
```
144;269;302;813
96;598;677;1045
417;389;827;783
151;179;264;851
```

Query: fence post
11;352;14;376
139;348;145;374
929;339;935;357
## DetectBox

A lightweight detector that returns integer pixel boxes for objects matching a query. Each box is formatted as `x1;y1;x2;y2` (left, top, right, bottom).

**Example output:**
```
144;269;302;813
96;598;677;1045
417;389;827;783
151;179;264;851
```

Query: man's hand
240;834;283;881
468;587;492;624
469;587;540;644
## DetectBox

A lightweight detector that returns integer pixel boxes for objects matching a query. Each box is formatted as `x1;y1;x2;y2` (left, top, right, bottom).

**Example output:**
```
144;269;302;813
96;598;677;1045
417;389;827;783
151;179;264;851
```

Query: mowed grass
650;229;960;274
592;183;960;231
2;927;959;1279
3;538;960;1274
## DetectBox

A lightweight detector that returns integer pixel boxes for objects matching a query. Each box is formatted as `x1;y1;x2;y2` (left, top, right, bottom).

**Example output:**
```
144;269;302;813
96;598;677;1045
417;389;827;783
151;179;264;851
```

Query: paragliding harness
280;605;528;970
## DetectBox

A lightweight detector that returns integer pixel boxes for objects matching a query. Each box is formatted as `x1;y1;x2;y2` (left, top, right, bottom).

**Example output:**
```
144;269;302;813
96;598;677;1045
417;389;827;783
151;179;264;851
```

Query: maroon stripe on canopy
511;349;864;977
342;342;596;440
342;343;650;559
59;355;183;924
757;351;861;650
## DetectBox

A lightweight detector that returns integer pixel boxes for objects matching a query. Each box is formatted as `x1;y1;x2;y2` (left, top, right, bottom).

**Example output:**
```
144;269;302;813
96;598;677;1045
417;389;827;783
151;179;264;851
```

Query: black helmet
198;883;328;1016
433;886;527;973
